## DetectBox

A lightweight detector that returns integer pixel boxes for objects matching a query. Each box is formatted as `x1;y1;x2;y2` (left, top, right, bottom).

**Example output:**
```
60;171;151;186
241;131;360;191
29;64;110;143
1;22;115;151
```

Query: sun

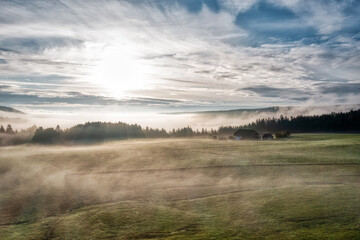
90;45;150;97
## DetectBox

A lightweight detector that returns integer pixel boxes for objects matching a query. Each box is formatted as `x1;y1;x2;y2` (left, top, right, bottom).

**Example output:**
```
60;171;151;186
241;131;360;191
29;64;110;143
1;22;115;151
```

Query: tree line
30;122;214;144
1;108;359;144
243;109;360;133
215;109;360;134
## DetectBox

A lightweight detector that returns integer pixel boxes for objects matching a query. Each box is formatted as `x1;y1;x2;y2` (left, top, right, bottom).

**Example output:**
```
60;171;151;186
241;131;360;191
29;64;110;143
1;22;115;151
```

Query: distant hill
0;106;24;114
193;107;279;115
169;107;278;115
174;105;360;117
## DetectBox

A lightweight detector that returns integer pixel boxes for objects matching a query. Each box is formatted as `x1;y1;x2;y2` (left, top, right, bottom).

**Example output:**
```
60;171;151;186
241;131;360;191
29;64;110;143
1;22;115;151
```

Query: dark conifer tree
6;124;14;134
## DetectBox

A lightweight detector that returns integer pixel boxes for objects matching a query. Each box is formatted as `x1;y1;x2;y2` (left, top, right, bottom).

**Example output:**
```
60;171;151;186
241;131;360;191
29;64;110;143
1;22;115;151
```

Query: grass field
0;134;359;239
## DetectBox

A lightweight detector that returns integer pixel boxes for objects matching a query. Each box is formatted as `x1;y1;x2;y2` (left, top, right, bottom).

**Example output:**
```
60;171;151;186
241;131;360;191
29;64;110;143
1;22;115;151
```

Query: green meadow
0;134;359;239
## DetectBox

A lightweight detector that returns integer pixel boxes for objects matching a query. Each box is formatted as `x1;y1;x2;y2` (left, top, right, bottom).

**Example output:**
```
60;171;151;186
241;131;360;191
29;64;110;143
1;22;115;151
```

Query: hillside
0;106;24;114
176;104;360;117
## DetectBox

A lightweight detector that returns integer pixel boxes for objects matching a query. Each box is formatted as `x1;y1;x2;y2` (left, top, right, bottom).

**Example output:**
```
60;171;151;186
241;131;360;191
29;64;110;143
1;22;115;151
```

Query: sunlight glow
90;45;151;97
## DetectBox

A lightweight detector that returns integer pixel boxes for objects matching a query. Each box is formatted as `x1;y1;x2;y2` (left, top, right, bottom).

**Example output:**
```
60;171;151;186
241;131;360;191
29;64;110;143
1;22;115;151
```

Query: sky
0;0;360;118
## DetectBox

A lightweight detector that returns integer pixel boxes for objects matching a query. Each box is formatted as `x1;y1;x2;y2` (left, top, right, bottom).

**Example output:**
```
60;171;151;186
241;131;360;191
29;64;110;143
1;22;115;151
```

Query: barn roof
233;128;259;136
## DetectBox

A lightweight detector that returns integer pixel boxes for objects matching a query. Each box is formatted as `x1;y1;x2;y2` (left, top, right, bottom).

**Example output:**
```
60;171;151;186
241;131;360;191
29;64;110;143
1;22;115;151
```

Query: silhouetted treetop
6;124;14;134
64;122;145;141
31;128;60;144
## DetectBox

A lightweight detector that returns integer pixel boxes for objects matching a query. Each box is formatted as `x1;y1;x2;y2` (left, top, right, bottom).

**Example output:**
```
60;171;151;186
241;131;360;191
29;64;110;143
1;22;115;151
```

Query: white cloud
0;0;359;112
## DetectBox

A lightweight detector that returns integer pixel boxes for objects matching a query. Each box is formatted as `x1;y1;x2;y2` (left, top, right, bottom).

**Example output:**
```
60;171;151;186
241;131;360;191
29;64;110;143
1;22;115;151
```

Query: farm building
233;129;259;140
262;133;274;140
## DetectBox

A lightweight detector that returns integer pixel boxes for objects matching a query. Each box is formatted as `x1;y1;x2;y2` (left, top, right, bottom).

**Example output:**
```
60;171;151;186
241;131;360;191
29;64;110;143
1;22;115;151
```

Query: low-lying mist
2;104;360;131
1;137;359;226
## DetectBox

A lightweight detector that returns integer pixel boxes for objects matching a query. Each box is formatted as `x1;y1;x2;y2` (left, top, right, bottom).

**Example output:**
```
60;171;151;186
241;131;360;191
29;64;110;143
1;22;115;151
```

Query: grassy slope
0;134;359;239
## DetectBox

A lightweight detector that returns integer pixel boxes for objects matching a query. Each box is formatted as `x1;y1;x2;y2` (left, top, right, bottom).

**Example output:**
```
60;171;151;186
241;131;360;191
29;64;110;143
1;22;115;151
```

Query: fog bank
1;104;359;131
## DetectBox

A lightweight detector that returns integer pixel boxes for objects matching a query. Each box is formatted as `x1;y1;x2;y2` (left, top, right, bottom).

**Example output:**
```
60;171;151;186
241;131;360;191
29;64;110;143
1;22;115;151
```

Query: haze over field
1;104;360;130
1;0;359;127
1;135;360;239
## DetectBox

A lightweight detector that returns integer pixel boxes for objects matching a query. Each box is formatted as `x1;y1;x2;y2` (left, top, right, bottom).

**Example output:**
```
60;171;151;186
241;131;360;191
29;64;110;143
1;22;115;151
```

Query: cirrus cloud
0;0;359;112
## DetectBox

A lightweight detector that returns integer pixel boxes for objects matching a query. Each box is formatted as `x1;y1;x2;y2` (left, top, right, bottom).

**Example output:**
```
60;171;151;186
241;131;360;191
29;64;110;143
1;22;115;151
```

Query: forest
218;109;360;134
